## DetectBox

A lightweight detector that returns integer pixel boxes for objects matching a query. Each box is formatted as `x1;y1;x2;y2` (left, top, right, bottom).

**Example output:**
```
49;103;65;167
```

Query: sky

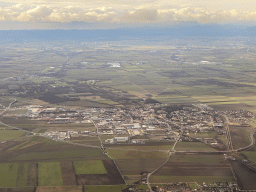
0;0;256;29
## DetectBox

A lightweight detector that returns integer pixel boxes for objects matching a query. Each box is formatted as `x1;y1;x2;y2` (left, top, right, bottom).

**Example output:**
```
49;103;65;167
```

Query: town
3;103;255;149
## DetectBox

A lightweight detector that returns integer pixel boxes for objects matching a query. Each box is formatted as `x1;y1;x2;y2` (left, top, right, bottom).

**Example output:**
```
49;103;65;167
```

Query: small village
3;103;255;148
115;181;239;192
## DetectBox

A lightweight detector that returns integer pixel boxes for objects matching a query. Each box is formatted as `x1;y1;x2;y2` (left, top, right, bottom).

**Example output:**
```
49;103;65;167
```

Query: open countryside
0;35;256;192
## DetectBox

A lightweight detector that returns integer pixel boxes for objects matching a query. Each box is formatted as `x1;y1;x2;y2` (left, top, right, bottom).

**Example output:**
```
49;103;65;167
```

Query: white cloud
116;9;158;23
0;4;256;24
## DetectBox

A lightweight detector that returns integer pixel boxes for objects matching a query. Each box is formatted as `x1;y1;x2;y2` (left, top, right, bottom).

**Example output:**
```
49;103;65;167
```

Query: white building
114;137;128;142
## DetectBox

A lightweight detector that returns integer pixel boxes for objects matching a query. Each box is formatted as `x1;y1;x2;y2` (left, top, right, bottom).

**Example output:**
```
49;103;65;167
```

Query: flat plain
0;37;256;191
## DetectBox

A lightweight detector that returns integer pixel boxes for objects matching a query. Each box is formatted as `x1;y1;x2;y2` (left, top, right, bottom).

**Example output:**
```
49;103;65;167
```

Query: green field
188;132;217;139
9;139;40;151
174;142;217;152
241;151;256;163
123;175;143;184
0;129;26;141
73;160;107;174
38;162;63;186
0;163;19;187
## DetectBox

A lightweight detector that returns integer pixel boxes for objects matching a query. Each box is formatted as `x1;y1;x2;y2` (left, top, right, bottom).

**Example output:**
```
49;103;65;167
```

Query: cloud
16;5;53;21
0;4;256;24
116;9;158;23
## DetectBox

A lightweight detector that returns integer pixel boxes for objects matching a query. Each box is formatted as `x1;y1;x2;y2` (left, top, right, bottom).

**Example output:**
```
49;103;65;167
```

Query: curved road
1;100;256;191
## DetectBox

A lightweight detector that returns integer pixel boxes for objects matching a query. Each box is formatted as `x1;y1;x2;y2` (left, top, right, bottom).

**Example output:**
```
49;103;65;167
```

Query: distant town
3;103;254;151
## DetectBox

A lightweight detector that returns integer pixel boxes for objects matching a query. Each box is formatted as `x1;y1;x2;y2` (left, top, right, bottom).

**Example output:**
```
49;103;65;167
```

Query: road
92;119;127;185
1;99;256;190
0;99;17;115
223;115;234;151
146;135;180;192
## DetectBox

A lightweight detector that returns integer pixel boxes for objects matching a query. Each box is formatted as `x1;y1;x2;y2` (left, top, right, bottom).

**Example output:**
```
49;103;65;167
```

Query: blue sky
0;0;256;29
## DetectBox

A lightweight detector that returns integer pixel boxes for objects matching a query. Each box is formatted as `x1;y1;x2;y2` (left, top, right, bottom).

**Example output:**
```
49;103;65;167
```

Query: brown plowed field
230;160;256;190
229;125;252;150
76;160;125;185
115;159;166;175
154;162;233;176
0;187;35;192
27;163;37;186
36;186;83;192
60;161;77;186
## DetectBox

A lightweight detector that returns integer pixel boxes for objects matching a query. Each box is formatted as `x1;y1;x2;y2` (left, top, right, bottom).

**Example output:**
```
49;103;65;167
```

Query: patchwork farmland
1;37;256;191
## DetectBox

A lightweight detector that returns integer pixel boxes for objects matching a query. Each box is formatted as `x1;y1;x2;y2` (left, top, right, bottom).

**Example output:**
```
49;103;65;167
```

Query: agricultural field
16;163;29;187
70;136;101;147
174;141;217;152
1;40;256;110
151;154;235;185
36;186;83;192
0;163;19;187
188;131;217;139
239;134;256;163
229;160;256;190
38;162;63;186
13;149;105;161
116;159;167;175
106;148;169;159
73;160;107;174
241;151;256;162
188;132;229;149
0;129;26;141
27;163;37;186
76;160;125;185
168;154;225;163
83;185;128;192
0;118;96;133
1;38;256;191
0;135;108;163
229;125;254;150
106;143;174;151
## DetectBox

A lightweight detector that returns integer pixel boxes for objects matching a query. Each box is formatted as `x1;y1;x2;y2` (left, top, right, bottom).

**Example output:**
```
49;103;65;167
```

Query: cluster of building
10;105;91;123
92;104;175;144
4;103;255;145
153;182;239;192
222;110;255;124
108;62;121;67
42;130;91;140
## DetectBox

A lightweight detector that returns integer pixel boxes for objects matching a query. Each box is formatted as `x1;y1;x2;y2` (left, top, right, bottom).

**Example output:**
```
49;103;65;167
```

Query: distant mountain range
0;25;255;43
